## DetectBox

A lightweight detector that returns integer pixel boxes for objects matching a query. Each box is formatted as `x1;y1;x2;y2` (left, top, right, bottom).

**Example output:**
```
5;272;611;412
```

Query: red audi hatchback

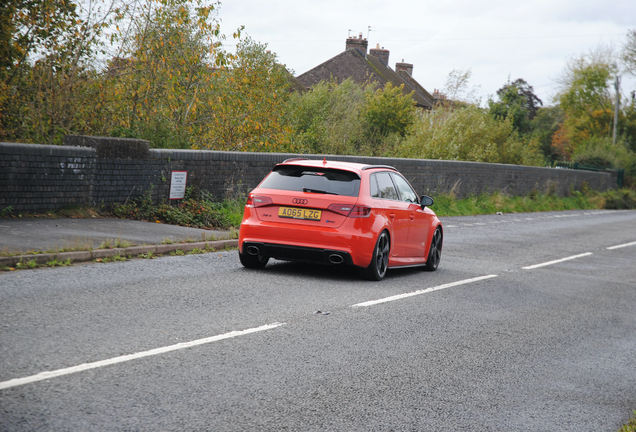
238;158;443;280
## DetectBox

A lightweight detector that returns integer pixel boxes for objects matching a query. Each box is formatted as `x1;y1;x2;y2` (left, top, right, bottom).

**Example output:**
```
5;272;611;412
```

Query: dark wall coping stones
64;135;150;159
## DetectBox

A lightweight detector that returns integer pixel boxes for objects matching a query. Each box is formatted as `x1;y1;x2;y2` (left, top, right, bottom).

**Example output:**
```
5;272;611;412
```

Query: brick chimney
395;60;413;76
369;43;390;65
345;33;368;55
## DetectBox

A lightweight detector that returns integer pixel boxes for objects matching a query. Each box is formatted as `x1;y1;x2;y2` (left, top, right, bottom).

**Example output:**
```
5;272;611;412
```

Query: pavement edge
0;240;239;268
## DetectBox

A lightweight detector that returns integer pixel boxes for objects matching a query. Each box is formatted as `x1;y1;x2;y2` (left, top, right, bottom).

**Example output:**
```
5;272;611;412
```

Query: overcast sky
217;0;635;106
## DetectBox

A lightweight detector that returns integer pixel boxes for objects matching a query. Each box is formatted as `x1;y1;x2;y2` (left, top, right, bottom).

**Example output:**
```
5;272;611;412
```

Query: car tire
423;227;442;271
362;231;390;281
239;249;269;269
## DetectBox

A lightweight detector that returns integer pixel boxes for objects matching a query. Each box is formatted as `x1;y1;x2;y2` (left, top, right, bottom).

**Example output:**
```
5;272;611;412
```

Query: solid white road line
607;241;636;250
522;252;593;270
351;275;499;308
0;323;285;391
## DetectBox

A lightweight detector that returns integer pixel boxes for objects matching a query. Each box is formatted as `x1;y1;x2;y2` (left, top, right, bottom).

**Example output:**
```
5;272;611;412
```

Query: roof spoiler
282;158;311;163
361;165;397;171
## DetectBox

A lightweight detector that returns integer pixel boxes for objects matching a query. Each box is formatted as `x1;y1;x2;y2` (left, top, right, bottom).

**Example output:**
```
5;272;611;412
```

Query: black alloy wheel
424;227;442;271
363;231;390;281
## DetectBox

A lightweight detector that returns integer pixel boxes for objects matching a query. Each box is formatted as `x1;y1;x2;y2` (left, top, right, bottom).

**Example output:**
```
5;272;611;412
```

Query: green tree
622;28;636;76
363;82;415;137
284;78;369;155
285;79;418;157
529;106;564;161
361;82;416;156
552;55;614;159
557;59;612;117
489;78;542;134
551;44;636;187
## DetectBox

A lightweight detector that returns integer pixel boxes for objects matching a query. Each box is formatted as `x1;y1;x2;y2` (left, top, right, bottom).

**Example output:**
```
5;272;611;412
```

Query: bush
397;105;544;166
284;79;369;155
571;137;636;187
602;189;636;209
111;187;245;229
284;79;419;157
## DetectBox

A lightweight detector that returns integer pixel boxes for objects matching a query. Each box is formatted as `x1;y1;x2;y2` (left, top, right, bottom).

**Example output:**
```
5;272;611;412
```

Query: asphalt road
1;209;635;431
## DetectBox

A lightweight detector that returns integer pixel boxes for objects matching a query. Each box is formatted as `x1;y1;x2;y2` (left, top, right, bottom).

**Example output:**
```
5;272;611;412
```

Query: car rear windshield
259;165;361;197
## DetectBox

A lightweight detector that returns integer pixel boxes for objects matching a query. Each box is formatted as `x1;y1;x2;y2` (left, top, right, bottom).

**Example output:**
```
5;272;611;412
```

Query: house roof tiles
296;45;434;109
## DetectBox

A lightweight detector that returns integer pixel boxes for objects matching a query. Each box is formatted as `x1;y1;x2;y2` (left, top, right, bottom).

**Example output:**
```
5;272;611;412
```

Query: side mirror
420;195;434;208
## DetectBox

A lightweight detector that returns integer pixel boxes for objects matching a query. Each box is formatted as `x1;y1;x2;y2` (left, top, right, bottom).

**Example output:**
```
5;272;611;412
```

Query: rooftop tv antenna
367;26;375;39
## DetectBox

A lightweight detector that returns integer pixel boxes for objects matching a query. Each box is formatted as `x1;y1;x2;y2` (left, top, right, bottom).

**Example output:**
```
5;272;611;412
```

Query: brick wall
0;138;618;213
0;143;95;212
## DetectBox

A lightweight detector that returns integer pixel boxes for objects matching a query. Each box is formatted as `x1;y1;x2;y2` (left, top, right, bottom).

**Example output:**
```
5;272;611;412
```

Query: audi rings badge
292;198;308;205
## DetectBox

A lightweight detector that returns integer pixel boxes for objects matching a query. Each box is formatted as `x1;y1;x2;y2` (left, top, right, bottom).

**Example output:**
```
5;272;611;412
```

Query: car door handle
409;214;415;220
389;213;395;220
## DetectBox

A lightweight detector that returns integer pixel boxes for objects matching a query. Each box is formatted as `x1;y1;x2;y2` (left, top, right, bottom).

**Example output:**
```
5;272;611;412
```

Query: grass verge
433;188;636;217
2;258;73;272
620;412;636;432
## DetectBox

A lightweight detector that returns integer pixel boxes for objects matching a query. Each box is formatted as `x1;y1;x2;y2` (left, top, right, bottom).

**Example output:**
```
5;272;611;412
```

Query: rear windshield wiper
303;188;339;195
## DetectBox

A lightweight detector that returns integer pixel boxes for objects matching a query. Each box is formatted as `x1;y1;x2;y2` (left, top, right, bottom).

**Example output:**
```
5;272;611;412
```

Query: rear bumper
242;242;354;266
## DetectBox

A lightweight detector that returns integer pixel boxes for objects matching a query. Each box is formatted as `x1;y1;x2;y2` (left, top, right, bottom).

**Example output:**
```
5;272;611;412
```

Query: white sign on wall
169;171;188;200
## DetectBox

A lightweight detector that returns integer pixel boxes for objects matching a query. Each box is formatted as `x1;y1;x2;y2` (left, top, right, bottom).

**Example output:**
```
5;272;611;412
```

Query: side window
391;174;418;203
371;172;399;200
370;174;380;198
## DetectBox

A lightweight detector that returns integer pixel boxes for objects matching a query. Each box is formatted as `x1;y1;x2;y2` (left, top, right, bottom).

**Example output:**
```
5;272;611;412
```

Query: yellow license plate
278;207;322;221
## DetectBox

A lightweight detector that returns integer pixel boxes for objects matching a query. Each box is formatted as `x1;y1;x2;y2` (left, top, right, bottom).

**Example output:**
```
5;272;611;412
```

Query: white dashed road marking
606;241;636;250
522;252;593;270
0;323;285;390
351;275;499;308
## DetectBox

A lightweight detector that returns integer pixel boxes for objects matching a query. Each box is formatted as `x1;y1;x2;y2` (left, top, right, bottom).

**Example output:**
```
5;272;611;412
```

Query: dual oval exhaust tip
328;254;344;264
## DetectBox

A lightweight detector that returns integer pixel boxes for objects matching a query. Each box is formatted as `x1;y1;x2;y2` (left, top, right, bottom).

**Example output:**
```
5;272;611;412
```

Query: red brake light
327;204;371;218
350;205;371;218
246;194;273;208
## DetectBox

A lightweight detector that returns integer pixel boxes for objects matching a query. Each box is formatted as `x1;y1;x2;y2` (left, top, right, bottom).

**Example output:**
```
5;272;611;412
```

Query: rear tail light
327;204;371;218
246;194;273;208
349;205;371;218
327;204;353;216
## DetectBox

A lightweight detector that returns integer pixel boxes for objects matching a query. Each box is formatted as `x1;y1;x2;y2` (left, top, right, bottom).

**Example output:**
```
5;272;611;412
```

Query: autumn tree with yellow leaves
1;0;296;150
98;0;227;148
194;37;295;152
0;0;117;144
